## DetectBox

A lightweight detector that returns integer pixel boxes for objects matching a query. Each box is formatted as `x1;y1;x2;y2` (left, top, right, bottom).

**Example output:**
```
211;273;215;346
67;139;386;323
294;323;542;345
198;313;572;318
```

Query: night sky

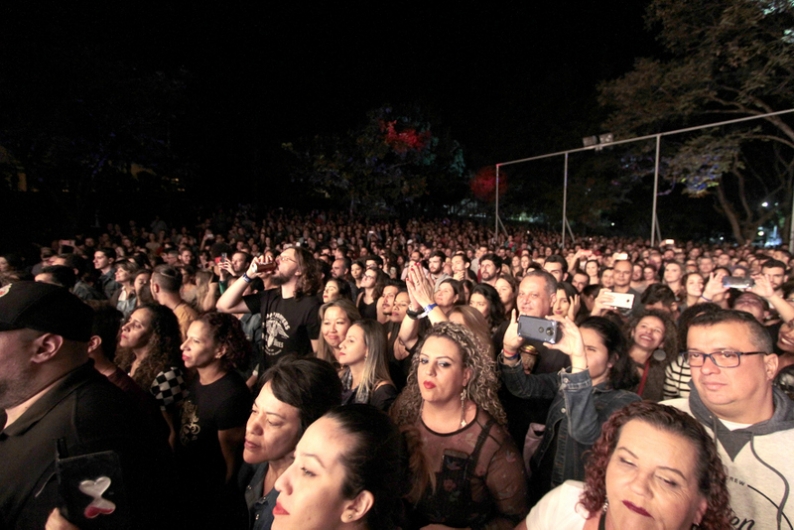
1;1;656;175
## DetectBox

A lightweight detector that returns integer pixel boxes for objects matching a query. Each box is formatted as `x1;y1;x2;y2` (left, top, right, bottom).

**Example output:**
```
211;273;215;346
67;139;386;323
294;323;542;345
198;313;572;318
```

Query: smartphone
221;252;227;262
613;253;629;261
607;292;635;309
518;316;561;344
723;276;754;289
663;239;675;246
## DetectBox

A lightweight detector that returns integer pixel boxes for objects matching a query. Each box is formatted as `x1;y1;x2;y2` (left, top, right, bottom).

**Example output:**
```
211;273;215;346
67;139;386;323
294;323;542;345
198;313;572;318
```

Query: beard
0;368;35;411
270;273;289;287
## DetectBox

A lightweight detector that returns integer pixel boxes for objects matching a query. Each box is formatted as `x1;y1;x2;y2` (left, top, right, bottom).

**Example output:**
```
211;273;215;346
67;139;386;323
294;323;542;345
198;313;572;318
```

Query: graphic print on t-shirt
264;312;291;356
180;399;200;446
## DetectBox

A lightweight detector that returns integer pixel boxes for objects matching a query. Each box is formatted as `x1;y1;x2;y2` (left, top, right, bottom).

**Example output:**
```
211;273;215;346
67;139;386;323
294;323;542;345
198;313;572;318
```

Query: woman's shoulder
526;480;588;530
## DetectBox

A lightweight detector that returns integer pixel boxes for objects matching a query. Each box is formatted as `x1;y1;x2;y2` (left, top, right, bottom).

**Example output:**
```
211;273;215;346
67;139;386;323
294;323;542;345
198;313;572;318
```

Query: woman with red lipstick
627;309;678;401
240;356;342;530
338;320;397;411
520;402;731;530
177;312;253;527
272;405;408;530
391;322;529;529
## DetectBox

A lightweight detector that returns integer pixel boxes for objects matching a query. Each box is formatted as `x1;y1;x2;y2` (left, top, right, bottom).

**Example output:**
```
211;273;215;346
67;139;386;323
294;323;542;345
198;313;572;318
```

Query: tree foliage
598;0;794;243
0;44;192;231
283;106;466;216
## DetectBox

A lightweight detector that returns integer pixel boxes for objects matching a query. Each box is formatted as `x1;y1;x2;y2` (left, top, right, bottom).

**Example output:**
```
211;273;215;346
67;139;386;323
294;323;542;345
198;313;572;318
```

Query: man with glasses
665;309;794;528
217;247;322;368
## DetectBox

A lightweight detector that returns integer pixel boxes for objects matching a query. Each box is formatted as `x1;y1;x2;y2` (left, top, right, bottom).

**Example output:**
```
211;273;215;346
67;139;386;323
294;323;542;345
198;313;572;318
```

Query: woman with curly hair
501;316;641;505
116;303;187;448
627;309;678;402
177;311;253;527
520;401;731;530
391;322;529;529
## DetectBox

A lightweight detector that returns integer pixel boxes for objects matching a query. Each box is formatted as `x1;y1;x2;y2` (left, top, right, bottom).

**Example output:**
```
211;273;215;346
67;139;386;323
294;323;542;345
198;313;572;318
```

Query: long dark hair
326;405;408;530
291;246;323;298
470;283;505;328
579;316;638;390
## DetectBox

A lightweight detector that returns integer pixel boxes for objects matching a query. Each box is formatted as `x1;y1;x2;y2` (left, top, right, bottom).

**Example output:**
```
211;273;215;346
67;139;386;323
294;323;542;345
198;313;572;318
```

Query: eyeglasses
682;350;766;368
363;274;377;280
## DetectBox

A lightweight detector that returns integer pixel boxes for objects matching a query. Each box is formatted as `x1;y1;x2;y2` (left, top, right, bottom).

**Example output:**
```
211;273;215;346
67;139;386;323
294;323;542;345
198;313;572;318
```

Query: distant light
599;133;614;145
759;231;765;236
582;136;598;148
719;237;724;241
762;202;769;207
611;222;615;226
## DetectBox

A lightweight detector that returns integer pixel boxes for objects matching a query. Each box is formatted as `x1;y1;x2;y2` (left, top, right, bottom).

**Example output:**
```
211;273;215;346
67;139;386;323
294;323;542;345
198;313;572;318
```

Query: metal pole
495;165;500;242
651;134;661;246
789;192;794;253
562;153;569;250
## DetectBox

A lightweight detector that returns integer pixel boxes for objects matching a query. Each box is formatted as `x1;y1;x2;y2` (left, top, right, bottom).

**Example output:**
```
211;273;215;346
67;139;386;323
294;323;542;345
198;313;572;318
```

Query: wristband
406;308;422;319
418;303;438;319
242;273;253;284
502;349;519;360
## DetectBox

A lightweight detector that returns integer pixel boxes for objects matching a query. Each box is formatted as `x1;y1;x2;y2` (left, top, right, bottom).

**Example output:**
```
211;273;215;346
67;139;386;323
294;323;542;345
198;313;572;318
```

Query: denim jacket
241;462;279;530
501;361;640;489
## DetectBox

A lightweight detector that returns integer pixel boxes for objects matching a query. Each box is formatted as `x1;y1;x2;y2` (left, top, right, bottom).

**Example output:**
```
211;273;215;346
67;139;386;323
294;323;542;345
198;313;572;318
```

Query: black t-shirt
178;371;252;479
177;371;252;525
244;288;321;368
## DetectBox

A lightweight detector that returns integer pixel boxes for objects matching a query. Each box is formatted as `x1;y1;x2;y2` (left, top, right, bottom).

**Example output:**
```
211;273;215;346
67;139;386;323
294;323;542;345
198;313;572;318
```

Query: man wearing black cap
0;282;173;529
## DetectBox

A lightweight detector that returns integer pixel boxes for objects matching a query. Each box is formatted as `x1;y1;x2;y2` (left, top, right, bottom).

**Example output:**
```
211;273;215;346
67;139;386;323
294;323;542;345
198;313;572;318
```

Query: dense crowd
1;208;793;529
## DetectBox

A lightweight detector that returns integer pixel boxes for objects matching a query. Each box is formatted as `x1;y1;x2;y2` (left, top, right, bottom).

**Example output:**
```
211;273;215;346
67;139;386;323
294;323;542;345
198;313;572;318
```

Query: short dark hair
152;265;182;293
452;252;470;265
39;265;76;289
688;309;773;353
762;258;787;271
641;284;677;308
91;305;124;361
96;247;116;261
430;250;446;261
59;253;86;274
480;253;502;269
260;355;342;436
365;255;384;268
545;254;568;274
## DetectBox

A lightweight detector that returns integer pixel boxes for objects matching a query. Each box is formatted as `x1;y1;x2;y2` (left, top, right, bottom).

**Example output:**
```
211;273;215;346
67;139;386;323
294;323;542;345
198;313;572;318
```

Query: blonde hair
350;319;394;401
447;305;495;360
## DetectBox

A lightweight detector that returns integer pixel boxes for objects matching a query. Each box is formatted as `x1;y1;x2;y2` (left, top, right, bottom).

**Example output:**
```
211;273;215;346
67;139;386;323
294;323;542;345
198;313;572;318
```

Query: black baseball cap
0;281;93;341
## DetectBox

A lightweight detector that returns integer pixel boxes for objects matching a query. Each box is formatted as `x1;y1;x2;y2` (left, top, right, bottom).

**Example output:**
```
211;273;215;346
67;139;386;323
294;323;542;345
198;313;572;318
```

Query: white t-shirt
526;480;590;530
